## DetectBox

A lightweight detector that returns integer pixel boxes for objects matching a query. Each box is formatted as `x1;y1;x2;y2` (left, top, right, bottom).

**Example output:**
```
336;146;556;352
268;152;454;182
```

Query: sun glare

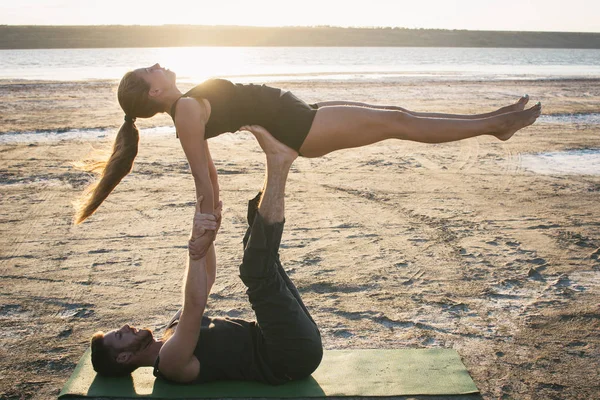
153;47;269;83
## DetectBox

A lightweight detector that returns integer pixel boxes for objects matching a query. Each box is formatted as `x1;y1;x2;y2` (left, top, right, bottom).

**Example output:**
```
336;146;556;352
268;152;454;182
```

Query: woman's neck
161;87;183;114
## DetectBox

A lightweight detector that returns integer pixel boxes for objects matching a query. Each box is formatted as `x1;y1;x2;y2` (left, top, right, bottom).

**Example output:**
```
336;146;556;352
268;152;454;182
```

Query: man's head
91;324;154;377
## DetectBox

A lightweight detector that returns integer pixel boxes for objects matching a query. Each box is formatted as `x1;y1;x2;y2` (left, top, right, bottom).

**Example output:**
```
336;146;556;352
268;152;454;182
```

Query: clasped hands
188;195;222;260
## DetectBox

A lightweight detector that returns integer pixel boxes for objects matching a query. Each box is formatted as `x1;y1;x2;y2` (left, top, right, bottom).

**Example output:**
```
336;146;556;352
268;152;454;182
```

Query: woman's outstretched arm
174;98;217;258
204;141;220;206
175;98;215;216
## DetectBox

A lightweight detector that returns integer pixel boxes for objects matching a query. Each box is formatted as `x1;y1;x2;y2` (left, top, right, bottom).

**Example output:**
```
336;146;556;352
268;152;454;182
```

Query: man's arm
204;199;222;292
189;199;220;292
156;198;216;383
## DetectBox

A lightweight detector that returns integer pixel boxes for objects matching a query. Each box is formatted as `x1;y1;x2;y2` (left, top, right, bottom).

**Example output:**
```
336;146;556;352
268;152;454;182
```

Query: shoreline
3;75;600;85
3;26;600;49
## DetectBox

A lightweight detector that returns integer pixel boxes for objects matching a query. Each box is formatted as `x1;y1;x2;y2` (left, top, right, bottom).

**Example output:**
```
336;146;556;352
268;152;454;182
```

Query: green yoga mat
59;349;478;398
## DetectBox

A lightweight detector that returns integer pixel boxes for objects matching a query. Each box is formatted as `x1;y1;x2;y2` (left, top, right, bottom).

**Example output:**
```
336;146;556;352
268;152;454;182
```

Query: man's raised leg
239;127;322;383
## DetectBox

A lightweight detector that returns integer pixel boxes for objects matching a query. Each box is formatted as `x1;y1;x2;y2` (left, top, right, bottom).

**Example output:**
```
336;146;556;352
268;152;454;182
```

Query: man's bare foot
242;124;298;165
494;95;530;115
494;102;542;141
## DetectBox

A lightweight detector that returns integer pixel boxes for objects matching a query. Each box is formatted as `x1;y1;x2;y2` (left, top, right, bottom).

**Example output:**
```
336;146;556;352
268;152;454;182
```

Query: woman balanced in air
74;63;541;223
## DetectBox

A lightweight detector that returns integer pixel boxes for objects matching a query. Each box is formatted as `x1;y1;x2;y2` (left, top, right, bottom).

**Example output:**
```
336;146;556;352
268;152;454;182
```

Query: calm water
521;149;600;175
2;46;600;82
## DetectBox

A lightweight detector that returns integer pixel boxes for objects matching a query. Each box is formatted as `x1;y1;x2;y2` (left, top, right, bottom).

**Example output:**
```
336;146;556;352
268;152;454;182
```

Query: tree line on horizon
1;25;599;49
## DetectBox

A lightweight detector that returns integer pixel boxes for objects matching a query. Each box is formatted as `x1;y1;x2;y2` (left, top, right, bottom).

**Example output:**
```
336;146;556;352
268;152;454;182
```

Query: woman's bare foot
494;102;542;141
241;124;298;164
493;95;530;116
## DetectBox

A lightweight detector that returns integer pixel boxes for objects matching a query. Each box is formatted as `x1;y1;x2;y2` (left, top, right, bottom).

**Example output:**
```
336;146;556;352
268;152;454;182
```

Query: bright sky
1;0;599;33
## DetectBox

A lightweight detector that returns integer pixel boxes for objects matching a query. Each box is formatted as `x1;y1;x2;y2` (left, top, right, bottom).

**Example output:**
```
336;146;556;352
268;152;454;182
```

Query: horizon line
1;24;599;34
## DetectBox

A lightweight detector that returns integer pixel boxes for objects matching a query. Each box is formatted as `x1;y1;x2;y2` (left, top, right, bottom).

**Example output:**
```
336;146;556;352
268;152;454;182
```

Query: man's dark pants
240;193;323;382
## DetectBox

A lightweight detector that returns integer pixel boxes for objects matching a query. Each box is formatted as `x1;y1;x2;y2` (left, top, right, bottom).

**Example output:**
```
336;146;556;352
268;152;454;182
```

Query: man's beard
131;328;154;352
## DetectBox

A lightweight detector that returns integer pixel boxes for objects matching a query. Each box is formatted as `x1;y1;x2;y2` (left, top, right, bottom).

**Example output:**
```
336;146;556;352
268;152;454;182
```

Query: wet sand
1;78;599;399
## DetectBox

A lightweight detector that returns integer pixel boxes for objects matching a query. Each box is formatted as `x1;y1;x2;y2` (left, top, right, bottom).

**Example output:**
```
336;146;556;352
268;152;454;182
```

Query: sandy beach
1;78;599;400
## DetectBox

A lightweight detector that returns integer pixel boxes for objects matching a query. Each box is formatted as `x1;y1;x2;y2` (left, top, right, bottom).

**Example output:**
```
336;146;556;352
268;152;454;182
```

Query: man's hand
189;196;217;260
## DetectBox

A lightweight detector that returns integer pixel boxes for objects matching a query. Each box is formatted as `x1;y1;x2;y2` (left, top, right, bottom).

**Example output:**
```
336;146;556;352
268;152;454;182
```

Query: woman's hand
214;200;223;234
193;199;222;237
189;196;217;260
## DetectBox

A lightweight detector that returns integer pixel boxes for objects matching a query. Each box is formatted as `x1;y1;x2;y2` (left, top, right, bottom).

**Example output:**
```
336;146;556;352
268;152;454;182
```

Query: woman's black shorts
268;91;319;153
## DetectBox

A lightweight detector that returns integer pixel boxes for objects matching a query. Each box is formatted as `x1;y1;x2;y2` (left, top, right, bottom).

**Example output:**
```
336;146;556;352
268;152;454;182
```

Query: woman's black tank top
169;78;317;152
170;79;282;140
153;315;280;384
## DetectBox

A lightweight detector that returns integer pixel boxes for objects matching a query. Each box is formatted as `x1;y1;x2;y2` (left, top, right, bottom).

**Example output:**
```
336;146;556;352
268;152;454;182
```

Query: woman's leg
314;95;530;120
299;102;542;158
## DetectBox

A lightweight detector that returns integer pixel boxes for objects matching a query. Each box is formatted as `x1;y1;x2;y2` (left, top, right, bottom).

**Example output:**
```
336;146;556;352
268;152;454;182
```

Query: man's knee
307;335;323;370
289;336;323;379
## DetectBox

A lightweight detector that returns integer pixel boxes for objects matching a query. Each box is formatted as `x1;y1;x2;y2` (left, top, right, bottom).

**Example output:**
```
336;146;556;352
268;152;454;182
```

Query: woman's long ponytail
74;70;163;224
74;120;139;224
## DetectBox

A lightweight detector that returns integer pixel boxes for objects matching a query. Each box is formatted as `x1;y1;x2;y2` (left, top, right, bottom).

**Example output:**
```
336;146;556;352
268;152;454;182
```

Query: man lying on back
90;128;322;384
